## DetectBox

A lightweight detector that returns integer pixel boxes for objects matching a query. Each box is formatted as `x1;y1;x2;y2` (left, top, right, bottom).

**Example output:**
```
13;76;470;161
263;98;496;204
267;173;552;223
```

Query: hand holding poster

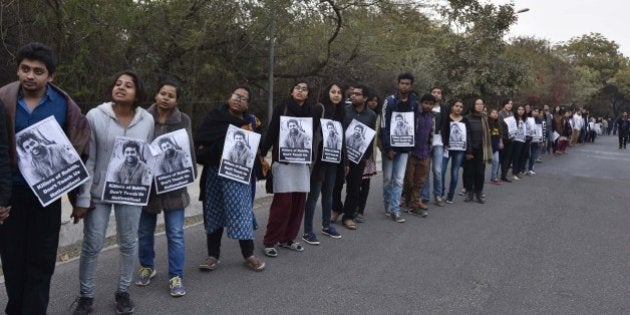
102;137;153;206
148;129;195;194
448;121;467;151
504;116;517;138
16;116;90;207
218;125;261;184
390;111;414;147
279;116;312;163
320;118;342;163
513;120;526;142
345;119;376;164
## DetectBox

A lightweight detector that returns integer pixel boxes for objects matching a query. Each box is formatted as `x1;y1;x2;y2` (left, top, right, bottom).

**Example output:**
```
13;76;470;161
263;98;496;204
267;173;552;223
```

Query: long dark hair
110;70;147;109
321;83;345;120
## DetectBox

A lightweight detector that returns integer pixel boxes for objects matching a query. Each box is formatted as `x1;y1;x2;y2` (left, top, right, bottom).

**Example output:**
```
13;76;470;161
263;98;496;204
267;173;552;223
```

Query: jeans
490;150;500;180
500;140;513;179
138;209;185;278
382;151;408;215
304;163;337;233
441;150;464;200
0;185;61;315
79;203;142;297
528;143;540;171
421;145;443;202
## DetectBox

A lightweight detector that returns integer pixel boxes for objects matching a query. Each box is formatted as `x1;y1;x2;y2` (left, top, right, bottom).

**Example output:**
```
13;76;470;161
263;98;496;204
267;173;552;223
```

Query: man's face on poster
396;116;403;127
354;126;362;138
160;141;175;157
123;147;139;165
327;124;335;136
288;121;298;135
234;134;245;149
22;138;44;158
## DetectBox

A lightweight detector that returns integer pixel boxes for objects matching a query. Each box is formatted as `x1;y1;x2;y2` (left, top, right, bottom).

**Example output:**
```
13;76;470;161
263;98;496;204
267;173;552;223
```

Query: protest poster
16;116;89;207
148;129;195;194
218;125;261;184
448;121;467;151
532;124;543;143
345;119;376;164
514;120;526;142
389;111;414;147
320;118;343;163
101;136;153;206
504;116;517;138
278;116;312;163
526;117;536;137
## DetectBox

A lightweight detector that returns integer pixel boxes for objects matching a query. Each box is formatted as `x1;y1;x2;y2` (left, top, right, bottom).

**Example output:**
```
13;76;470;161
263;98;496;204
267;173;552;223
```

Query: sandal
199;256;219;271
263;246;278;257
244;256;266;272
279;240;304;252
331;211;339;224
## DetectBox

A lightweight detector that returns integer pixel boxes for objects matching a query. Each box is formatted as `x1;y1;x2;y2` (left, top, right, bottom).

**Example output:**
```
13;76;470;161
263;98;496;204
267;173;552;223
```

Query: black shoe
72;297;94;315
464;191;474;202
115;292;135;314
475;193;485;204
500;177;512;183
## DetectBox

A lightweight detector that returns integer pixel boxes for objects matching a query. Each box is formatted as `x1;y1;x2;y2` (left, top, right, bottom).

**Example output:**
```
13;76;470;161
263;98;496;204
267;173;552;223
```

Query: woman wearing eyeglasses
194;85;266;272
260;81;320;258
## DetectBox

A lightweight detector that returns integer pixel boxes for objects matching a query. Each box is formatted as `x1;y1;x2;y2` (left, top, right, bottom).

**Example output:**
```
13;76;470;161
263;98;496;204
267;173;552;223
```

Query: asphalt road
2;135;630;314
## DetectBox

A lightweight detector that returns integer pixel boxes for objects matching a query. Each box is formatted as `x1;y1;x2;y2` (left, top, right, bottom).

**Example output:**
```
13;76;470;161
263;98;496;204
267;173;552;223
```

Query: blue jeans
304;163;337;233
528;143;540;171
441;150;464;200
491;150;500;180
421;145;444;201
79;203;142;297
138;209;185;278
382;151;408;215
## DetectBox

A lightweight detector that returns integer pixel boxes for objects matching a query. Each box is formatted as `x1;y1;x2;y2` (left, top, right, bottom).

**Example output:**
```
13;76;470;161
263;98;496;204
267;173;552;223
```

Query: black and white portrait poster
526;117;536;138
320;118;342;163
148;129;195;194
279;116;312;163
102;136;153;206
503;116;517;138
345;119;376;164
532;124;543;143
16;116;89;207
389;111;414;147
448;121;467;151
514;120;526;142
218;125;261;184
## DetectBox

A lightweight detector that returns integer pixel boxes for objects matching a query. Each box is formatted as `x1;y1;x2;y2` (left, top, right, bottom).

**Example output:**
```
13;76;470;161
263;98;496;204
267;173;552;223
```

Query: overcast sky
492;0;629;56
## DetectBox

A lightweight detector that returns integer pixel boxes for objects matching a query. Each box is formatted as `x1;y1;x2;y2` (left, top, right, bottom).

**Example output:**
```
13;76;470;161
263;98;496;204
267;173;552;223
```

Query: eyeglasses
232;93;249;102
351;92;363;96
294;85;308;92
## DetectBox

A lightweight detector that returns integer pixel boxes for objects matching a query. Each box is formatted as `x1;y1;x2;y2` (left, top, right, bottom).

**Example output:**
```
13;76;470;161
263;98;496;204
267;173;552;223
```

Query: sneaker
445;199;454;204
134;267;156;286
409;208;428;218
279;240;304;252
199;256;219;271
168;276;186;297
458;188;466;196
392;213;406;223
302;232;320;245
512;175;520;181
527;170;536;175
535;158;543;163
72;296;94;315
244;256;266;272
321;226;342;238
384;209;391;218
263;246;278;257
114;292;134;315
434;196;445;207
501;177;512;183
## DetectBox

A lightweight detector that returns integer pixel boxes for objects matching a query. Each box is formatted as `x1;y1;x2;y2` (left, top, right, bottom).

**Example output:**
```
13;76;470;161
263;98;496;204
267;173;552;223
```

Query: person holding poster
113;141;152;185
71;71;154;315
526;107;543;175
260;81;319;257
302;83;345;245
462;98;492;204
0;42;91;315
228;130;253;166
338;84;376;230
0;100;10;224
498;98;514;182
194;85;266;272
135;80;197;297
380;72;419;223
402;94;435;216
441;100;471;204
17;130;77;181
510;105;528;181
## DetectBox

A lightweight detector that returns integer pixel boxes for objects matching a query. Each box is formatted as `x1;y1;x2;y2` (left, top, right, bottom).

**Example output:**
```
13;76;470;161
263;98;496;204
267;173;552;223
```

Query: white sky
493;0;629;56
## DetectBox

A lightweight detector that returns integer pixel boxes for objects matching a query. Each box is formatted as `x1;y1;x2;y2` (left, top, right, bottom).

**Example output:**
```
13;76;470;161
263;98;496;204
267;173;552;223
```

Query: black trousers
463;148;486;194
499;140;513;179
0;185;61;315
206;228;254;259
357;178;371;215
342;160;366;221
332;161;345;212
